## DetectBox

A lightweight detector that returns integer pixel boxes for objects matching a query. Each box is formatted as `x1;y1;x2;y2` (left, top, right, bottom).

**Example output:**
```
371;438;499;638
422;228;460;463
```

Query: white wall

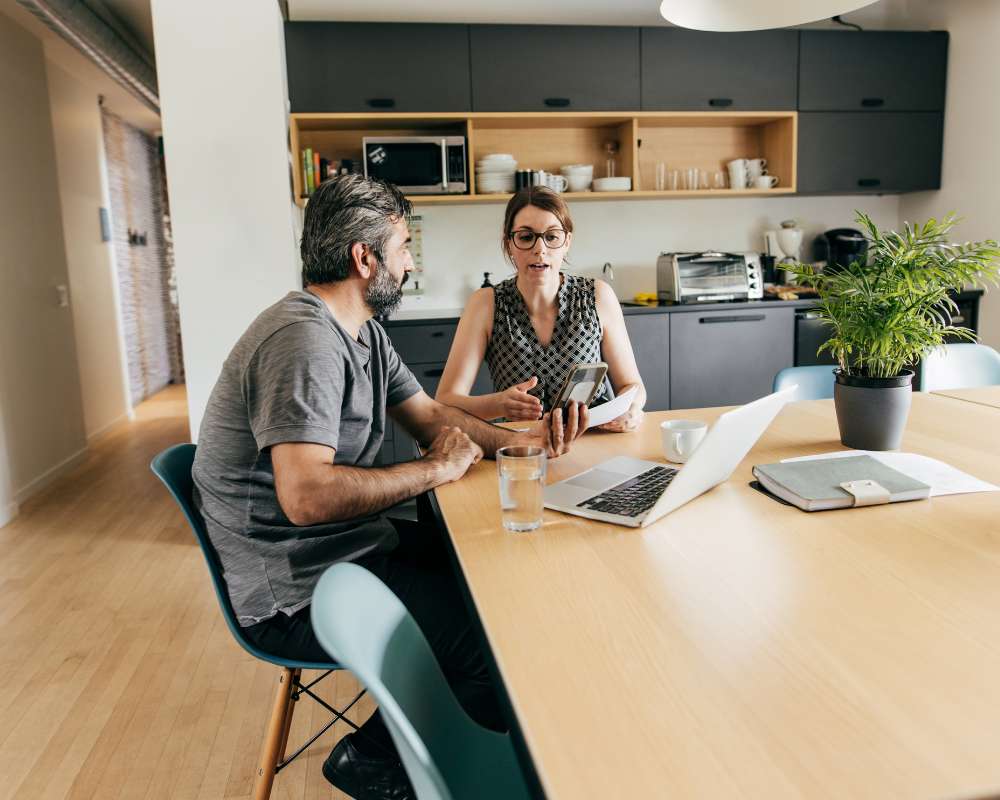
0;12;87;508
396;195;901;312
46;60;132;440
151;0;300;439
899;0;1000;350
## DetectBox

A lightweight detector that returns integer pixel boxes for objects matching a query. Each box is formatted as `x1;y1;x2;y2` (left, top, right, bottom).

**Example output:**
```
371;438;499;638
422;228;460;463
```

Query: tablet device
552;362;608;420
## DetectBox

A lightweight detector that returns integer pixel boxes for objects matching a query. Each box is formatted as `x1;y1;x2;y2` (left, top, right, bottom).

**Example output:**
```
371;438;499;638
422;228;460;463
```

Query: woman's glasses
509;228;568;250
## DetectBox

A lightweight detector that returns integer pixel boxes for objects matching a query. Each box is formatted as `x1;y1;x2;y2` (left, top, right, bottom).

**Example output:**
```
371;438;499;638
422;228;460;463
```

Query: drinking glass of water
497;446;547;532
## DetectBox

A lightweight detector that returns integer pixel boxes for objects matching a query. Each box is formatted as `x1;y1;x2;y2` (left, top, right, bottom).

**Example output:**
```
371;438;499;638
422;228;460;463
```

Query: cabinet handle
367;98;396;109
423;367;445;378
858;178;881;188
951;314;966;324
430;331;445;338
860;97;885;108
544;97;571;108
699;314;766;324
708;98;733;107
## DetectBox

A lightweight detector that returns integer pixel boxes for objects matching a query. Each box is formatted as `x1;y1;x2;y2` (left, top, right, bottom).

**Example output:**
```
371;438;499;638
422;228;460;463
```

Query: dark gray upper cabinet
799;31;948;112
284;22;472;112
641;29;798;110
669;308;794;410
470;25;640;111
623;313;670;412
797;112;943;194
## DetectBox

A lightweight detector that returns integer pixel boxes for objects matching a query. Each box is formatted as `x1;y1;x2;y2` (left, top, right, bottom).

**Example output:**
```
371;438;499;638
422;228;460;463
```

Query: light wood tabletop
931;385;1000;409
433;392;1000;800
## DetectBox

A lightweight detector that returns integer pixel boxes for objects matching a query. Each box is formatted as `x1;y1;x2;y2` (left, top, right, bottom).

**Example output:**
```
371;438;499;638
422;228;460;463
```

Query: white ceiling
287;0;937;28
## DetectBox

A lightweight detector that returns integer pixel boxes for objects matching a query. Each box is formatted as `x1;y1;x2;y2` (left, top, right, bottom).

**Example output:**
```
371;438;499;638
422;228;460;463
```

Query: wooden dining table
932;384;1000;410
432;392;1000;799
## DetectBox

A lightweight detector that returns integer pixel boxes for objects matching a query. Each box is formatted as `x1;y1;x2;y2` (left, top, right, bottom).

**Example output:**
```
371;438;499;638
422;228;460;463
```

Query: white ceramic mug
754;174;779;189
727;159;748;191
746;158;768;185
547;174;569;192
660;420;708;464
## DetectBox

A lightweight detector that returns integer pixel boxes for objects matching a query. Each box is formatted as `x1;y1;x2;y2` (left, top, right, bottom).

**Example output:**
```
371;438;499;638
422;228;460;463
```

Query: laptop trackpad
566;469;629;491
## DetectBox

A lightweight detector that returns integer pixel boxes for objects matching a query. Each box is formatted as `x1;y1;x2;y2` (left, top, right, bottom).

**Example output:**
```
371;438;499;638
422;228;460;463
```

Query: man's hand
425;425;484;483
526;400;589;458
597;404;644;433
497;377;543;420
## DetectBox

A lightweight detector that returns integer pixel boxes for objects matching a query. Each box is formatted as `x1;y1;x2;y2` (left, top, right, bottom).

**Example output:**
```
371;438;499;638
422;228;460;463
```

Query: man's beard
365;261;407;317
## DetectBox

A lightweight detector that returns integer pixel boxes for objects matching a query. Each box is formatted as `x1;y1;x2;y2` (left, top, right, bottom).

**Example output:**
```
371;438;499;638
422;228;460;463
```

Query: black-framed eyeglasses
509;228;568;250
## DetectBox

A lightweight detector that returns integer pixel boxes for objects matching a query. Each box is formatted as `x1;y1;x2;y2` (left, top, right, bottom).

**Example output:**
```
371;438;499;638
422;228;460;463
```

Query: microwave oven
363;136;467;194
657;251;764;304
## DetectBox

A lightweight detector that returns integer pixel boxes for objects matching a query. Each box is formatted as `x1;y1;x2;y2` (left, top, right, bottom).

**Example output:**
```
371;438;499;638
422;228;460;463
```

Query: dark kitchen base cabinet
624;313;670;411
669;308;794;410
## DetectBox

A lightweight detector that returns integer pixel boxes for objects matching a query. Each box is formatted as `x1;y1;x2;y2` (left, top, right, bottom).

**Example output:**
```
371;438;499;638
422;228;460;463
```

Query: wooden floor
0;385;370;800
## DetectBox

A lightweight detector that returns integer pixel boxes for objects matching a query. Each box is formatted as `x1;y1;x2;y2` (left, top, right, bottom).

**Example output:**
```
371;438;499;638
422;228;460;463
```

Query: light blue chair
311;562;533;800
151;444;364;800
919;343;1000;391
772;365;836;401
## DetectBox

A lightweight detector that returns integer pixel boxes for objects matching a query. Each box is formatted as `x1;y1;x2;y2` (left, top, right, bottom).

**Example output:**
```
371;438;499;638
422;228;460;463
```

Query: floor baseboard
0;501;18;528
14;447;88;506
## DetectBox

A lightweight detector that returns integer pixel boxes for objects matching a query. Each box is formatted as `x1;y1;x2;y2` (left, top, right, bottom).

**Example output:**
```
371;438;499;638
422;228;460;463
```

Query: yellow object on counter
633;292;658;306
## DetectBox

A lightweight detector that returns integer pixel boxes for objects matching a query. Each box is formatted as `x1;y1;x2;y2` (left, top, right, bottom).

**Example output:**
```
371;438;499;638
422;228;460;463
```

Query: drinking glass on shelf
497;446;547;532
666;169;680;191
655;162;667;191
711;170;727;189
683;168;701;190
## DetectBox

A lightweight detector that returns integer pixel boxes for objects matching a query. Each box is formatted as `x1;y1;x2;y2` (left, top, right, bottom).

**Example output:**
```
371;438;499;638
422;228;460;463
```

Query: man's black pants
243;515;504;759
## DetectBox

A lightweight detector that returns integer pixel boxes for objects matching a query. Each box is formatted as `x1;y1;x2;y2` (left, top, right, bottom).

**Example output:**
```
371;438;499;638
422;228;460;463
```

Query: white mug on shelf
746;158;768;185
660;420;708;464
727;159;748;191
546;174;569;192
754;174;779;189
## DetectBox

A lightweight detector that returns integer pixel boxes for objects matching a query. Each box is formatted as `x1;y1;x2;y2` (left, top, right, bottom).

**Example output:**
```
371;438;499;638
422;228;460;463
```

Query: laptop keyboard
576;465;677;518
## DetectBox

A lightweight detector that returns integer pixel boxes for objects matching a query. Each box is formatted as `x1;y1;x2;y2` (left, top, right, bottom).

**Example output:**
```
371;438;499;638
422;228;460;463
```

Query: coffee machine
815;228;868;271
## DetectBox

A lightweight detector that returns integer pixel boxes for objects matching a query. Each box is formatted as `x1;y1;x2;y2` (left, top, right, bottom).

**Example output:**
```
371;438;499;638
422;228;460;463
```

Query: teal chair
772;365;836;401
919;343;1000;391
311;562;533;800
151;444;364;800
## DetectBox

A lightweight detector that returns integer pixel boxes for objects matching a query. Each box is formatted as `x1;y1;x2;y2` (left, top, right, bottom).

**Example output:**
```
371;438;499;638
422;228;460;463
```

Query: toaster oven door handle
699;314;766;324
440;139;449;190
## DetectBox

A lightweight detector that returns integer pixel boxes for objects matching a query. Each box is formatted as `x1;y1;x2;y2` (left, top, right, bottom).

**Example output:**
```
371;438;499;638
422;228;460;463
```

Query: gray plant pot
833;369;915;450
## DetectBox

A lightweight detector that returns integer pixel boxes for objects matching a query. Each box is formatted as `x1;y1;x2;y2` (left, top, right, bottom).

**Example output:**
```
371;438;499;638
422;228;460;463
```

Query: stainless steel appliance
657;251;764;304
363;136;467;194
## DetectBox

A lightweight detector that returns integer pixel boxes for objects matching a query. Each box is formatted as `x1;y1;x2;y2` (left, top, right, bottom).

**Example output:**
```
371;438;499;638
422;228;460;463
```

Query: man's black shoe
322;733;415;800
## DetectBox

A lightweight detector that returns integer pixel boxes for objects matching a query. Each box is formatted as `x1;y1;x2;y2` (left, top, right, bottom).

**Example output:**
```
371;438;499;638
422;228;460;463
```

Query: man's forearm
294;458;443;524
421;402;526;458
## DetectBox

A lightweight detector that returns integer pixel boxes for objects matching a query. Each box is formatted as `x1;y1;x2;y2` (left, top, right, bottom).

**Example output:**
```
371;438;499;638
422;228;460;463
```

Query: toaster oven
656;251;764;304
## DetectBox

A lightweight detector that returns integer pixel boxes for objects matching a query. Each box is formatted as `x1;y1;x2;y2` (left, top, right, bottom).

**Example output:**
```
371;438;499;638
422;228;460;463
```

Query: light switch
56;284;70;308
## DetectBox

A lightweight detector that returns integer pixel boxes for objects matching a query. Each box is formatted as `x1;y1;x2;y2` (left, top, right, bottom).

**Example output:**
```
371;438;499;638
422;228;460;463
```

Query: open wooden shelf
290;111;797;207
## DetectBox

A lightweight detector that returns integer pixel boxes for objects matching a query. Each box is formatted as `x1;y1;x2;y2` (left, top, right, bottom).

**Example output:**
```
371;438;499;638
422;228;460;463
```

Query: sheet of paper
586;386;639;429
781;450;998;497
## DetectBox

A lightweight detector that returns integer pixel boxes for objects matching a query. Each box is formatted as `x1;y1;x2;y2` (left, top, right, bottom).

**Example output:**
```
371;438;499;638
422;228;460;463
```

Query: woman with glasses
436;186;646;428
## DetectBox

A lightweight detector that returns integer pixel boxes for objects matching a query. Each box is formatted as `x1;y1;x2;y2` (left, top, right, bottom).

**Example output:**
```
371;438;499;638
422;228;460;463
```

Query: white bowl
566;176;592;192
591;177;632;192
476;164;517;175
560;163;593;175
479;154;516;163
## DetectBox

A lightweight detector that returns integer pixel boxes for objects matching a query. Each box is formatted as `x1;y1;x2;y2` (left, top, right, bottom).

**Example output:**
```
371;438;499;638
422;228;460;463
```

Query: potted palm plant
787;212;1000;450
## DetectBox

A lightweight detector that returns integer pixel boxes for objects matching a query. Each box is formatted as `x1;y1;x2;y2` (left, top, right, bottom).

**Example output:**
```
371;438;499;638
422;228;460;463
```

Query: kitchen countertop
381;297;823;326
381;288;984;326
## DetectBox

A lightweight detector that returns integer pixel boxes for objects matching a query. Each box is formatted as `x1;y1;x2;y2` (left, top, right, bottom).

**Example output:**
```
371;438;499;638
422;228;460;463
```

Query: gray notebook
753;455;931;511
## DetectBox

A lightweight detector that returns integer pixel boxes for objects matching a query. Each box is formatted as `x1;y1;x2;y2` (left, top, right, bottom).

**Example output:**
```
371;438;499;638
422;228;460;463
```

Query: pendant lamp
659;0;877;31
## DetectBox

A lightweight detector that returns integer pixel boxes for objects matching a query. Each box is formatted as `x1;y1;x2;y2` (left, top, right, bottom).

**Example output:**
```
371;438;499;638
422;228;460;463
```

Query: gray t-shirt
192;290;422;626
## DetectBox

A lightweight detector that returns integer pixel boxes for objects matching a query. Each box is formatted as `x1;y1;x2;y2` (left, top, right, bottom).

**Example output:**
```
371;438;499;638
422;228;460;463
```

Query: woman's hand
524;401;589;457
497;377;543;420
597;403;644;433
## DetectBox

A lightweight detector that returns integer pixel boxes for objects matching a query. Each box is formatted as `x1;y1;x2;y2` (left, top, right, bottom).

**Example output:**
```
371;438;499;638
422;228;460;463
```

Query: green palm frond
783;212;1000;378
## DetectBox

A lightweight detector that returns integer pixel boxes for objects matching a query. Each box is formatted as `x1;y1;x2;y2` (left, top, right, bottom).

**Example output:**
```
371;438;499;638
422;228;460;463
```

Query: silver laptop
543;386;797;528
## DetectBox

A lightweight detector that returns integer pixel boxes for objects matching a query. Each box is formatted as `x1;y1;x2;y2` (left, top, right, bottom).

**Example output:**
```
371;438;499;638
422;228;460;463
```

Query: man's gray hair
300;174;412;286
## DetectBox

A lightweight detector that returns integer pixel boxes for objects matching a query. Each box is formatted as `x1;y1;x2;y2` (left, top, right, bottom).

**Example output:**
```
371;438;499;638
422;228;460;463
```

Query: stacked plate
476;154;517;194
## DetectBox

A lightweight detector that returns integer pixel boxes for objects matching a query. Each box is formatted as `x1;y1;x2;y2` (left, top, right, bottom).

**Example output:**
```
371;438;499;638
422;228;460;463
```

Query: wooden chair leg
276;668;301;762
253;667;296;800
